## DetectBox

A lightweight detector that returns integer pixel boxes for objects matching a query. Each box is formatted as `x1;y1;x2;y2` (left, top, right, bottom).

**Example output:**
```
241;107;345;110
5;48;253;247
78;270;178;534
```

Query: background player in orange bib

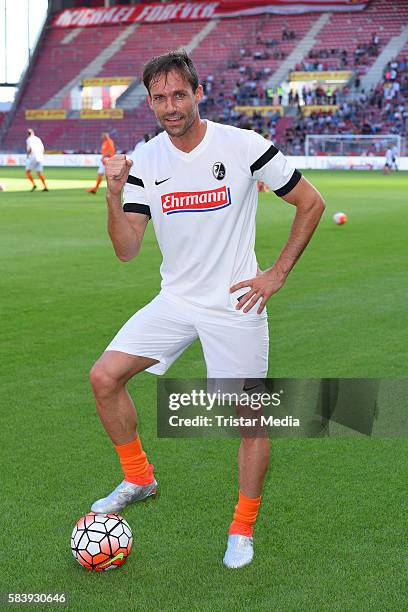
86;132;116;194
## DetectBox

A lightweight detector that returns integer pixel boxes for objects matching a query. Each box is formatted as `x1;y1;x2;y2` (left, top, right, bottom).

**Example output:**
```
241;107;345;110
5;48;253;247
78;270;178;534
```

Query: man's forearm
106;191;140;261
269;197;325;280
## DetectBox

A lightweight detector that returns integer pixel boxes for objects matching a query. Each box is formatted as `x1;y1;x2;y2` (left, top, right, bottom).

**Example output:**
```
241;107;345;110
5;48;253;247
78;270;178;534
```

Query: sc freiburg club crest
213;162;226;180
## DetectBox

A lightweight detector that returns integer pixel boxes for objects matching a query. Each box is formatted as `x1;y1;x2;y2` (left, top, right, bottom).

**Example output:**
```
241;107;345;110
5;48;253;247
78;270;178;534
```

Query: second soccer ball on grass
333;212;347;225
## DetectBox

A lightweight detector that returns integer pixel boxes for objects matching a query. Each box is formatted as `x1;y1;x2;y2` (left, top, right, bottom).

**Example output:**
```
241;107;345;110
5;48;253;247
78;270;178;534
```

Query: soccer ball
333;212;347;225
0;183;5;191
71;512;132;571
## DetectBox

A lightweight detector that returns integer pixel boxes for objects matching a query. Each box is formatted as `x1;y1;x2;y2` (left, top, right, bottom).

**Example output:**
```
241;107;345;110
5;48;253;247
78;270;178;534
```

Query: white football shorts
97;157;106;175
105;292;269;378
25;158;43;172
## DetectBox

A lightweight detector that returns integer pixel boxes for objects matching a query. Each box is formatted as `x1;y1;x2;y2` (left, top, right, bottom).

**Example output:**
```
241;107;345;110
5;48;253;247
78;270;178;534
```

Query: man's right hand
105;154;133;196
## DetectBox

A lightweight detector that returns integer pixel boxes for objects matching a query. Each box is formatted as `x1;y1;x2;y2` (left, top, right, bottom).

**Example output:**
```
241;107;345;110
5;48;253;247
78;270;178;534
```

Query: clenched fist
105;154;133;196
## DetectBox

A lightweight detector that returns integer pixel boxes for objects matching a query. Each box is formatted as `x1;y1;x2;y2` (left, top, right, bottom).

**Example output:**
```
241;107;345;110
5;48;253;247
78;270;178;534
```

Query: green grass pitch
0;167;407;610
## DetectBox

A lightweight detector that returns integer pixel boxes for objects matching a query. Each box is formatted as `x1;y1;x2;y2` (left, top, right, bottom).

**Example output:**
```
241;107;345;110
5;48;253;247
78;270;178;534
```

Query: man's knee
89;360;120;397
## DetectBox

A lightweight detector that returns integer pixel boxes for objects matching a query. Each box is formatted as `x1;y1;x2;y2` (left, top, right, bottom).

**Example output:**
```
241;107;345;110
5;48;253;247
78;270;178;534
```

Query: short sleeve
123;161;151;218
248;131;302;196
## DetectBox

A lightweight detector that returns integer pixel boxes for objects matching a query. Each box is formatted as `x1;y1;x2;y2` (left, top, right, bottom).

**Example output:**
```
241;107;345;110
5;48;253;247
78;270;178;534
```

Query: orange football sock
228;491;262;537
39;174;48;189
25;171;35;186
115;436;154;486
94;175;103;191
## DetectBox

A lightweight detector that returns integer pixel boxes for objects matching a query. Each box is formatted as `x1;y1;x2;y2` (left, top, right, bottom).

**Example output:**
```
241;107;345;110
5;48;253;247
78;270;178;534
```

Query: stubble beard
159;104;198;138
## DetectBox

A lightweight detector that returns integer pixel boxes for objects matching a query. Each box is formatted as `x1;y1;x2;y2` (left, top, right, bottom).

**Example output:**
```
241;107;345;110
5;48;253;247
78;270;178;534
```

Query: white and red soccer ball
333;212;347;225
71;512;132;571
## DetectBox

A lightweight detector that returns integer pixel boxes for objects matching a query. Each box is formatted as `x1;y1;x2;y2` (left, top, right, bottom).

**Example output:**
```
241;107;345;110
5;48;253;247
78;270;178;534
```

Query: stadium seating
305;0;408;72
2;0;408;153
23;27;122;109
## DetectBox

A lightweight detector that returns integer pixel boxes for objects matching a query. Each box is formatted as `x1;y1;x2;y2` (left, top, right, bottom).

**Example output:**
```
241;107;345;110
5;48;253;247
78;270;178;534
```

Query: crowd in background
140;55;406;157
198;46;408;155
116;52;408;158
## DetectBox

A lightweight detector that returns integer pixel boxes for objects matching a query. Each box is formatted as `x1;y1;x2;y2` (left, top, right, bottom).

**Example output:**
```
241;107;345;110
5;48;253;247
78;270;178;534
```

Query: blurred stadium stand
1;0;407;155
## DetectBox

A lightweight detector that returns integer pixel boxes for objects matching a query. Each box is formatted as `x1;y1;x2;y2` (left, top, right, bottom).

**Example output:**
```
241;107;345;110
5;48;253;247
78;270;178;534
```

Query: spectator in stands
288;89;294;106
273;50;286;60
253;50;270;60
282;27;296;41
227;59;239;69
86;132;116;194
25;128;49;192
265;37;278;47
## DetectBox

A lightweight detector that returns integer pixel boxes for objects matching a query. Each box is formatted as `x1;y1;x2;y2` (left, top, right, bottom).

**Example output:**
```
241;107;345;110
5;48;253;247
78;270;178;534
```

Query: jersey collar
164;119;214;161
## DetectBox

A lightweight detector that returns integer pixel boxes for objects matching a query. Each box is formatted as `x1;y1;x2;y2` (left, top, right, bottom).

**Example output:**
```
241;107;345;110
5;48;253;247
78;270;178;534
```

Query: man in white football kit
383;147;394;174
25;129;49;192
89;51;325;569
391;145;399;171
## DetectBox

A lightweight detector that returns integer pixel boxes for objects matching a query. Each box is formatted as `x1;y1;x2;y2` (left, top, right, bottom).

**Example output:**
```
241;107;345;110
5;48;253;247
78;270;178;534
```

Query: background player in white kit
25;128;49;192
89;51;325;569
383;145;399;174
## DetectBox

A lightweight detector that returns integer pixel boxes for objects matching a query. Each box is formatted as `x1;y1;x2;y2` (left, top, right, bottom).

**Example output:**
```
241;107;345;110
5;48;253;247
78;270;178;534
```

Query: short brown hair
143;50;199;94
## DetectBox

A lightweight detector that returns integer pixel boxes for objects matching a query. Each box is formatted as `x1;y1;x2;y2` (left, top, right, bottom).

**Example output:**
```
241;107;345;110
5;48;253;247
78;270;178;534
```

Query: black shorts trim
126;175;144;188
274;169;302;197
250;144;279;175
123;203;151;218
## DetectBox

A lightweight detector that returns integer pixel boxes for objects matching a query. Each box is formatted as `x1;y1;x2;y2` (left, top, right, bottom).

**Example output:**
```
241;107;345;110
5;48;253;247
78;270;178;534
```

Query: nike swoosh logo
99;552;124;568
155;177;171;186
243;384;259;392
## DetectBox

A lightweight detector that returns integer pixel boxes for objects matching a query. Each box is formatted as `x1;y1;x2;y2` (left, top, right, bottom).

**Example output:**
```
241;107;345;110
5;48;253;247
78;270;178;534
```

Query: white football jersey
123;120;301;312
26;135;44;162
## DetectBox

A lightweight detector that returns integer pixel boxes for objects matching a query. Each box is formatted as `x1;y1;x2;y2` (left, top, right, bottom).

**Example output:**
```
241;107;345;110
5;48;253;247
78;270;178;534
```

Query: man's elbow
117;253;133;262
314;194;326;217
301;194;325;217
116;247;140;262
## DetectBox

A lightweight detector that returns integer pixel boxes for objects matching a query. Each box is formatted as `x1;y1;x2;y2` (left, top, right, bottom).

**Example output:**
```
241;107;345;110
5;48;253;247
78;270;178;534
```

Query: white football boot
223;534;254;569
91;478;157;513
